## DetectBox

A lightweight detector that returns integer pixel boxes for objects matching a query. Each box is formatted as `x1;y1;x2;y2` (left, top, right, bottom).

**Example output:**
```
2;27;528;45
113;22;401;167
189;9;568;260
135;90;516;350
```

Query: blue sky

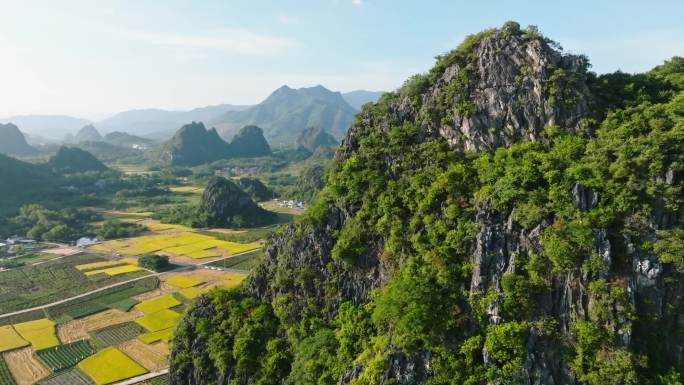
1;0;683;118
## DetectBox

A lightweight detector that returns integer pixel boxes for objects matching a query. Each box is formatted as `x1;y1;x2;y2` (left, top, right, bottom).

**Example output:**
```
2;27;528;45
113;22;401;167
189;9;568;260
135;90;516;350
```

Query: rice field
90;232;260;260
222;272;248;289
178;287;204;299
78;347;147;385
84;265;142;277
138;327;174;344
135;309;181;332
165;276;202;289
13;319;59;350
75;260;127;272
135;295;181;314
0;326;28;353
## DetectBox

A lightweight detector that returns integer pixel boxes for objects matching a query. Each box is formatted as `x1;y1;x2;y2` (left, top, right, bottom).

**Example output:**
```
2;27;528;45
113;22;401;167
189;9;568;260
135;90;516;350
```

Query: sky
0;0;683;119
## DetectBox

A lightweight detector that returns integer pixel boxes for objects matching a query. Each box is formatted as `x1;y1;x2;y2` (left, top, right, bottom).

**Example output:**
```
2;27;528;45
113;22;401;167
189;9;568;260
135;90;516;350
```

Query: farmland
0;254;149;314
90;322;146;350
0;357;15;385
35;341;93;372
0;215;265;385
78;347;147;385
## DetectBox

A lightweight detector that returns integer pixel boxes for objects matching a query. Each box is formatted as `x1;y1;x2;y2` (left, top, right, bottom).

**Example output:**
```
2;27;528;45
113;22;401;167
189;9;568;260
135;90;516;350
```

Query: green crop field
90;322;146;349
108;298;139;312
35;340;93;372
0;356;16;385
38;367;94;385
0;254;149;315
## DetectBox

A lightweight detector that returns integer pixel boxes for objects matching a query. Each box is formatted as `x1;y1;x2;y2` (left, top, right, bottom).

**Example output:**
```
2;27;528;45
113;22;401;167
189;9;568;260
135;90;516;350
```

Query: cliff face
170;23;684;385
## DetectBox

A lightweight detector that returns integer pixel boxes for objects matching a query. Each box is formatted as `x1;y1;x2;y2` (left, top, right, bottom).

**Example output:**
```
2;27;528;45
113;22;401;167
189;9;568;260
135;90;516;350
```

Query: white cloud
352;0;363;7
119;28;298;57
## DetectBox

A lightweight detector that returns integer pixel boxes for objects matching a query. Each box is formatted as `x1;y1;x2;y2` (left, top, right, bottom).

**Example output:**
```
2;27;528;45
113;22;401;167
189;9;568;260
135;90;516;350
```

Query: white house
76;237;98;247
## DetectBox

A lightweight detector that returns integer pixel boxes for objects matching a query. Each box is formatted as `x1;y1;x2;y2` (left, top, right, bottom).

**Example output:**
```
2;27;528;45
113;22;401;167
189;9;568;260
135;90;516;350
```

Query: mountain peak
0;123;39;157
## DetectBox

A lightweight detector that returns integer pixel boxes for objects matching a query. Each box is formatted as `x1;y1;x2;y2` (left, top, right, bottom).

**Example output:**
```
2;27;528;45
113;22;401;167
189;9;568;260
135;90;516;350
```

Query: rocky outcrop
159;121;231;166
228;125;272;158
73;124;102;143
339;22;591;160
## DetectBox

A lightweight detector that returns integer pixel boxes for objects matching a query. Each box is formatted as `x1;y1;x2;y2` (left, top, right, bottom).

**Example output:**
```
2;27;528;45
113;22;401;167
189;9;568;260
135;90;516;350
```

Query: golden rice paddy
84;264;142;277
0;325;29;352
13;319;59;350
165;275;203;289
135;309;181;332
79;347;147;385
138;327;175;344
135;294;181;314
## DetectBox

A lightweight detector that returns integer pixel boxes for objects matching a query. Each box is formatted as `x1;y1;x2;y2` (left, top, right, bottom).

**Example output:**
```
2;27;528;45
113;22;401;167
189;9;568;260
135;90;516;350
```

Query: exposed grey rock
572;183;597;212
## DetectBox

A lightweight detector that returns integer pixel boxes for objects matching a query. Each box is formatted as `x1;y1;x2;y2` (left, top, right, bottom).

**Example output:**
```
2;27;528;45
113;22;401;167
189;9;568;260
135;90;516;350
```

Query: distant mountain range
211;85;360;145
0;87;384;145
341;90;385;110
0;115;90;141
95;104;250;139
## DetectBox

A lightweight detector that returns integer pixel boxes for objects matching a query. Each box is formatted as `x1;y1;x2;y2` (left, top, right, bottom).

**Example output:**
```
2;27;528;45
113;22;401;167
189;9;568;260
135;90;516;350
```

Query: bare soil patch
3;347;50;385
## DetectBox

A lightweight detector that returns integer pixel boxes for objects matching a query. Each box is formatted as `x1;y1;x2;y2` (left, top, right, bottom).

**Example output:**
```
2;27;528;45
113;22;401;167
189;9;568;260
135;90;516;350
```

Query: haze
1;0;683;119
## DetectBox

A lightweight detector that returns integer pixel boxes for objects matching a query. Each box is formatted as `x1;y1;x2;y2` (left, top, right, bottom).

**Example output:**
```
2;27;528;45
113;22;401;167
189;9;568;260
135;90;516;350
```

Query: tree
138;254;170;271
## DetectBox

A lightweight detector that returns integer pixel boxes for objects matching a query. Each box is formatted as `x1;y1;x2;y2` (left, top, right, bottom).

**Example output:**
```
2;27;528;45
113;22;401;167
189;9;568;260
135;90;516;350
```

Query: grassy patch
13;318;59;350
135;295;181;314
207;249;264;271
135;309;181;332
0;326;29;352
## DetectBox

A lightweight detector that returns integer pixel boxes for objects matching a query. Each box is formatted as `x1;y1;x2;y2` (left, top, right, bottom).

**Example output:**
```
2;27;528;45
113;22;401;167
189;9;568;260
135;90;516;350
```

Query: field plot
0;254;148;314
59;309;143;344
90;231;260;263
47;277;158;323
3;347;50;385
84;264;142;277
13;319;58;350
37;367;93;385
222;272;248;289
78;347;147;385
75;260;127;272
108;298;139;312
178;287;204;299
166;275;202;289
135;294;181;314
35;340;93;372
90;322;146;350
0;357;16;385
207;249;264;271
118;340;169;371
0;326;28;353
138;327;174;344
135;309;181;332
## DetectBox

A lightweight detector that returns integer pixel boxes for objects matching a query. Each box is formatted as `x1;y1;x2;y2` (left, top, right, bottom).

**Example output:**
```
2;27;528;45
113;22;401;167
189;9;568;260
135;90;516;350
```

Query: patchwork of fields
0;217;257;384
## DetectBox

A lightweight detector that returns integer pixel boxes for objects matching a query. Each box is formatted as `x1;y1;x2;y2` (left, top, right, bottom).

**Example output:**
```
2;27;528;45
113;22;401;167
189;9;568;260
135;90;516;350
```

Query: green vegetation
138;254;170;272
0;357;16;385
0;254;150;315
171;24;684;385
49;147;108;173
95;220;146;240
11;204;99;242
38;367;94;385
36;340;94;372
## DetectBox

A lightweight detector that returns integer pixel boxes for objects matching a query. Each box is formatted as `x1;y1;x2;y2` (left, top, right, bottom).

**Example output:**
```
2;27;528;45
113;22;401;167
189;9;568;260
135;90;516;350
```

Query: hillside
211;85;357;145
170;23;684;385
199;177;276;227
158;121;231;166
0;154;59;215
0;123;39;157
296;126;339;152
73;124;102;143
102;131;154;148
49;146;108;173
96;104;249;138
228;125;272;158
342;90;385;110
